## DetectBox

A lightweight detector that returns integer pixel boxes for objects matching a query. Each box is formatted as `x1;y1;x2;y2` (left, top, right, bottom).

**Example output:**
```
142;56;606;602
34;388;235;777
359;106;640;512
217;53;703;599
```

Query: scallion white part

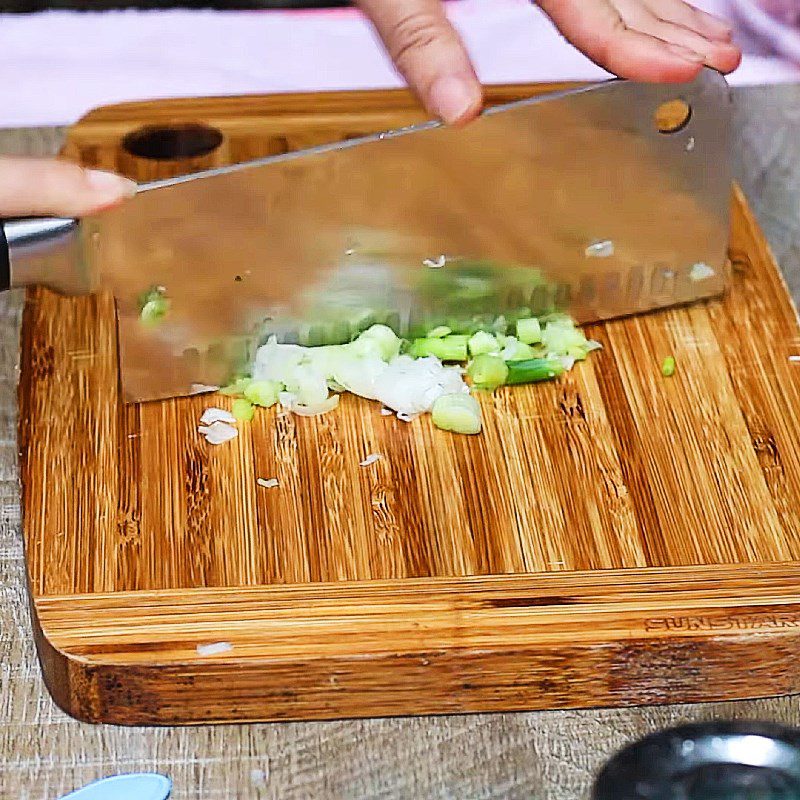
516;317;542;344
198;421;238;445
468;330;501;356
200;407;237;425
287;394;340;417
431;394;482;435
500;336;535;361
372;355;468;415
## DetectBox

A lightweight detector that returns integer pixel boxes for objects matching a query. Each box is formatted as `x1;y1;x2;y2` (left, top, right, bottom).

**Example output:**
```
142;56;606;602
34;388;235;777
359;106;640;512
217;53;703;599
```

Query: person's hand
0;157;136;218
356;0;743;125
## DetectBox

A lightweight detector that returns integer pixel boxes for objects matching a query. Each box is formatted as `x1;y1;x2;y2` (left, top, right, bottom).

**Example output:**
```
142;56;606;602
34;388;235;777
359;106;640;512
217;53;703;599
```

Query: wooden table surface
3;85;800;800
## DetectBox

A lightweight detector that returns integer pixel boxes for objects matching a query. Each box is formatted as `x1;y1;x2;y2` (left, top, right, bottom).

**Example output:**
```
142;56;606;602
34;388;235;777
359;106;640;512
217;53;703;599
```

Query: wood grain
31;565;800;724
19;85;800;725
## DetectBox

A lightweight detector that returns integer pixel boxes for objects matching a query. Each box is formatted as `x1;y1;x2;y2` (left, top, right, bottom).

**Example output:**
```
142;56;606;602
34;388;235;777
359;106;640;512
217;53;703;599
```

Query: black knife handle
0;217;78;292
0;221;10;291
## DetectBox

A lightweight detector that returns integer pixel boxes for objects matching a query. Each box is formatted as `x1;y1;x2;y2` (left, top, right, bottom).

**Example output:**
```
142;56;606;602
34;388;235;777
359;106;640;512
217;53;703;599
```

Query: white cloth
2;0;798;128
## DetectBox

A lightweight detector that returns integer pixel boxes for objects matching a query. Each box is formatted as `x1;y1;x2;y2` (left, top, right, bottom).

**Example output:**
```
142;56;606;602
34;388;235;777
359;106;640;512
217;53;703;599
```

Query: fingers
615;0;742;73
538;0;705;82
635;17;741;72
356;0;482;124
642;0;734;41
539;0;742;81
0;157;137;218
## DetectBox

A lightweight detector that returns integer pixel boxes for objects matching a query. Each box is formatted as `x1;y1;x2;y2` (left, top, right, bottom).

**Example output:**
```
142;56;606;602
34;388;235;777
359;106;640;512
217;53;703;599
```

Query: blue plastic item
58;773;171;800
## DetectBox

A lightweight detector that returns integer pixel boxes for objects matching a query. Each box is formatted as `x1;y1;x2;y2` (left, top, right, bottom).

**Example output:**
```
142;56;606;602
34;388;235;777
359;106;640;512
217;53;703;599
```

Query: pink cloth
2;0;798;128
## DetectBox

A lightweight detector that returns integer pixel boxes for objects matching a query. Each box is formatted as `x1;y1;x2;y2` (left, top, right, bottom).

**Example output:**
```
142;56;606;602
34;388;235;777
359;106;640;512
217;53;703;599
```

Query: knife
1;69;731;403
58;773;171;800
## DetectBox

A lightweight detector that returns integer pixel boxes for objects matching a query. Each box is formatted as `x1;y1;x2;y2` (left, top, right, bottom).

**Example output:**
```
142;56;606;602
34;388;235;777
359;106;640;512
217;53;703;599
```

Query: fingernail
86;169;138;198
429;74;481;125
667;43;706;63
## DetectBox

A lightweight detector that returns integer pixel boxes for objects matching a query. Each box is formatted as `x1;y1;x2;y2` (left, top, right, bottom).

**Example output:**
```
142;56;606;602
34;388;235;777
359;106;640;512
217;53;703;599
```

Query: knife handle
0;219;10;291
0;216;79;291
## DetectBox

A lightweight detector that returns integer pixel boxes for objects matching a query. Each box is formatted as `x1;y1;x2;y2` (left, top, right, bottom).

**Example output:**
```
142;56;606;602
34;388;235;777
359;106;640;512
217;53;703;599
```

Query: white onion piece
283;365;330;407
359;453;383;467
373;355;468;415
200;407;236;425
279;391;297;408
198;421;238;444
288;394;340;417
332;355;387;401
253;337;306;382
559;355;576;372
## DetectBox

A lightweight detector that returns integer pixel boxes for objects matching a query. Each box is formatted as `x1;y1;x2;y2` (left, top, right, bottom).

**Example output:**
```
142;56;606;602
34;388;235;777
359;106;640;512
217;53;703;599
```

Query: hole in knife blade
654;99;692;134
122;124;223;161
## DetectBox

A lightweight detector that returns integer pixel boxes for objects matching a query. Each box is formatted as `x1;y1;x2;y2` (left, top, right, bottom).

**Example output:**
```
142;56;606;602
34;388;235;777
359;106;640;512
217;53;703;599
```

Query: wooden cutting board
20;85;800;726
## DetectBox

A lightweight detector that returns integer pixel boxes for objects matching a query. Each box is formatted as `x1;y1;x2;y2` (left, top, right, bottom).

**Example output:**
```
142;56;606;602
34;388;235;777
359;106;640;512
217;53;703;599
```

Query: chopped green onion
431;393;482;435
138;286;170;327
426;325;452;339
541;318;587;354
516;317;542;344
501;337;536;361
354;324;402;361
661;356;676;377
346;311;377;339
244;379;281;407
409;335;469;361
505;358;566;385
467;354;509;390
232;398;255;422
219;377;252;397
468;330;501;356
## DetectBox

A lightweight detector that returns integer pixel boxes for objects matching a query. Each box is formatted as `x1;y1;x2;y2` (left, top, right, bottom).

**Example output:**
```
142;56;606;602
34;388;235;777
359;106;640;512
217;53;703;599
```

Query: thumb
356;0;482;125
0;157;137;218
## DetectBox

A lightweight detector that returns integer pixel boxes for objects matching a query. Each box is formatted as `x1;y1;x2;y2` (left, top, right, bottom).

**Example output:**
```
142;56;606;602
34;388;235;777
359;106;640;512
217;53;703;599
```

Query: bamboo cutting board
20;85;800;726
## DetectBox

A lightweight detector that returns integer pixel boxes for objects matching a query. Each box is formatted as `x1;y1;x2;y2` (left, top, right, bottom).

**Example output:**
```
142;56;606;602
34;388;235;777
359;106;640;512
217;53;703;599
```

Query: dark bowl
592;721;800;800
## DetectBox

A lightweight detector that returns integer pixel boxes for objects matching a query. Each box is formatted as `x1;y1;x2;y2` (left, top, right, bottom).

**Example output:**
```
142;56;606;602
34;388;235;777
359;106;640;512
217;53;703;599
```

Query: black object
592;721;800;800
0;219;9;292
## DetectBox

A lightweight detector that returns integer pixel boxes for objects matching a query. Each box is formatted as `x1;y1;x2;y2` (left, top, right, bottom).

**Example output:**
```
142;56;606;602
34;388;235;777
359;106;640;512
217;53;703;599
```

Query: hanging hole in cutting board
654;99;692;134
122;124;224;161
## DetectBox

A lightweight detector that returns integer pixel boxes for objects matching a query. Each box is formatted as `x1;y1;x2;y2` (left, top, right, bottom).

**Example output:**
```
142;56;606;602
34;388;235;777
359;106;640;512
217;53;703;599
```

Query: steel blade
79;69;731;401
